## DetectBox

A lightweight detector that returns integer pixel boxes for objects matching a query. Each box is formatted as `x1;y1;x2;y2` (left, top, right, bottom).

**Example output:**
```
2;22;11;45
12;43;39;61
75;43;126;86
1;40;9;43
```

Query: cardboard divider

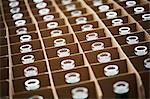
0;56;9;68
102;16;128;26
6;17;33;27
13;87;54;98
121;41;150;57
97;9;122;19
115;31;146;45
31;6;56;16
76;28;106;41
35;12;60;22
43;33;74;48
68;14;94;24
52;67;90;86
0;81;9;98
139;71;150;98
12;60;47;78
63;8;87;17
49;53;84;72
0;67;9;80
0;37;7;46
125;3;150;14
0;46;8;57
38;18;65;30
85;47;119;64
40;25;69;38
91;59;128;78
98;73;138;98
56;81;98;99
10;40;42;54
13;74;50;93
9;32;39;44
130;55;150;72
80;37;112;52
108;23;138;36
58;1;82;11
4;11;30;21
72;21;99;32
11;50;44;65
8;24;36;36
46;43;79;59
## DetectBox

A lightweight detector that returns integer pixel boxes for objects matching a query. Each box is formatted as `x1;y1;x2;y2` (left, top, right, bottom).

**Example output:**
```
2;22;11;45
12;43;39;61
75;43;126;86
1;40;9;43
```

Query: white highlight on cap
29;95;43;99
65;72;80;84
25;79;40;91
10;7;20;14
16;27;28;35
72;87;88;99
71;10;82;17
112;19;123;26
36;2;47;9
144;58;150;69
12;13;23;21
142;14;150;21
20;44;32;53
98;5;109;12
33;0;43;3
61;59;75;70
39;8;50;16
104;65;119;77
97;52;111;63
61;0;72;5
126;1;136;7
106;11;117;19
134;7;145;14
57;48;70;57
91;42;104;51
50;30;62;37
81;24;93;31
119;27;130;35
86;32;98;41
20;35;32;43
21;55;35;64
134;46;148;56
93;0;102;6
24;66;38;77
47;22;58;29
66;4;76;11
15;20;26;27
76;17;87;24
126;36;139;44
9;1;19;8
113;81;129;94
43;15;54;22
54;38;66;47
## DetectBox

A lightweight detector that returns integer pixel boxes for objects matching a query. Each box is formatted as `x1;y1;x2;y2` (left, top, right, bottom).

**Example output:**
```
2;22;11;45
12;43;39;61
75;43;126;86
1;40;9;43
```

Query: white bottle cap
97;52;111;63
50;30;62;37
71;10;82;17
81;24;93;31
21;55;35;64
104;65;119;77
25;79;40;91
39;8;50;16
91;42;104;51
24;66;38;77
144;58;150;69
15;20;26;27
119;27;130;35
126;1;136;7
65;72;80;84
66;4;76;11
54;38;66;47
47;22;58;29
57;48;70;57
43;15;54;22
86;32;98;41
106;11;117;19
12;13;23;21
134;46;148;56
112;19;123;26
29;95;43;99
20;44;32;53
61;0;72;5
98;5;109;12
10;7;20;14
33;0;43;3
9;1;19;8
61;59;75;70
76;17;87;24
36;2;47;9
16;27;28;35
126;36;139;44
142;14;150;21
134;7;145;14
72;87;88;99
20;35;32;43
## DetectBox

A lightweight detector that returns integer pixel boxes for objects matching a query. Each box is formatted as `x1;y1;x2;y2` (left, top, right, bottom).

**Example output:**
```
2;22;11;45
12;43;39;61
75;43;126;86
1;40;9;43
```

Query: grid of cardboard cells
0;0;150;99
